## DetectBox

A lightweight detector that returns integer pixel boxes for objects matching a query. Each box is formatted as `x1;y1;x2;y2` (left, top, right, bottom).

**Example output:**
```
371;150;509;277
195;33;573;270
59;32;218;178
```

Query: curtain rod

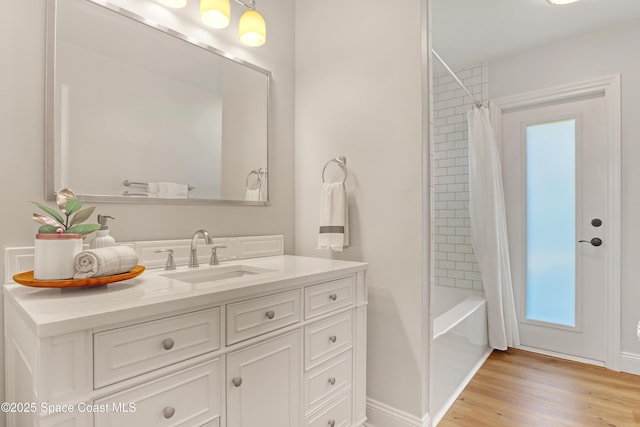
432;49;483;108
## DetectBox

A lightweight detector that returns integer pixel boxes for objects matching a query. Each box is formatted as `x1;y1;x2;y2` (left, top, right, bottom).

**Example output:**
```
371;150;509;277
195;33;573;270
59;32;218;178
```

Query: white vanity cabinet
226;331;301;427
4;255;367;427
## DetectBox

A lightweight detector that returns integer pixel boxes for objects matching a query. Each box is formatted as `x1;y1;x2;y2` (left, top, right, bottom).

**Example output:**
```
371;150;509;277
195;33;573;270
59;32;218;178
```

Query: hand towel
317;182;349;251
146;182;160;197
245;188;263;201
73;246;139;279
158;182;188;199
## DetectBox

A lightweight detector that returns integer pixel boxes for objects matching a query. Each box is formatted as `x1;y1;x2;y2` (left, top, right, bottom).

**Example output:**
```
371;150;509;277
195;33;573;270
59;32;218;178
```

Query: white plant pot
34;233;83;280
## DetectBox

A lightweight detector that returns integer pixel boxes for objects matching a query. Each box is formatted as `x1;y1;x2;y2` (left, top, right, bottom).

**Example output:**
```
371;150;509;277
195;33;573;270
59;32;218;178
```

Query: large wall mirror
45;0;270;205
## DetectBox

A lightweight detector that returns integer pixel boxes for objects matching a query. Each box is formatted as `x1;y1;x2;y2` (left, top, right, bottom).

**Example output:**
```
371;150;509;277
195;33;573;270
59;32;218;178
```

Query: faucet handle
209;245;227;266
154;249;176;271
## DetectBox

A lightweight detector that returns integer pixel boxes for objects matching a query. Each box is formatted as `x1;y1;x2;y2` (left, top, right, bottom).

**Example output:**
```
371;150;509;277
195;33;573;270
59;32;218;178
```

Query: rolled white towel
73;246;139;279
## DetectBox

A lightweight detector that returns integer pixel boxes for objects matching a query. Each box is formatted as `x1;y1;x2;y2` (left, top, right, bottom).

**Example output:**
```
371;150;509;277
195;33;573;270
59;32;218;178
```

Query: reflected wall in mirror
46;0;270;204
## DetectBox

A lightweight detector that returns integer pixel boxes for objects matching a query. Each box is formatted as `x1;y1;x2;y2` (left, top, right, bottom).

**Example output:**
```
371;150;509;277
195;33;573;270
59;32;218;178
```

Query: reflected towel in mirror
245;188;263;201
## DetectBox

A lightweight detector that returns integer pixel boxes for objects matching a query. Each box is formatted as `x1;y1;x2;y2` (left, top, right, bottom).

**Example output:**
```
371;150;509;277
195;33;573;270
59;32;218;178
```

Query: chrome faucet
188;229;213;268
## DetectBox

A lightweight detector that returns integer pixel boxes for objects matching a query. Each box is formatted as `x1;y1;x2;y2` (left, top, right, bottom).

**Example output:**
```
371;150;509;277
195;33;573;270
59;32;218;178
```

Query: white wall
295;0;430;422
489;18;640;361
0;1;294;424
433;64;487;291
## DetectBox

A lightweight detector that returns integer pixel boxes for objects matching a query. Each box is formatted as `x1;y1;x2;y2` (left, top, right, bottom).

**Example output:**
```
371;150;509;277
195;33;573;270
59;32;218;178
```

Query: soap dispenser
90;215;116;249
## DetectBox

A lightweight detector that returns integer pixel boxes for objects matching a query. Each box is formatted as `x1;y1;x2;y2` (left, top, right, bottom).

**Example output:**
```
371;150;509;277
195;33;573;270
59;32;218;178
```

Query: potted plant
32;188;101;280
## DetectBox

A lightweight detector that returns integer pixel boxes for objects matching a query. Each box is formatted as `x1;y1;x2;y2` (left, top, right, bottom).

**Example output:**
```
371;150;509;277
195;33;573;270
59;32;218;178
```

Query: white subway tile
455;279;473;289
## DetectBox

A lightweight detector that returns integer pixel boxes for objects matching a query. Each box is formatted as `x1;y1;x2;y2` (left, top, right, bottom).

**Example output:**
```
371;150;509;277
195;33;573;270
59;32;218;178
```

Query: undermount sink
161;265;275;285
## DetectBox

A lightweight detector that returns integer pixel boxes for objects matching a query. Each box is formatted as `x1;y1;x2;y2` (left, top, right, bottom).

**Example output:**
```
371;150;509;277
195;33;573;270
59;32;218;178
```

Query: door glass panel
525;119;576;327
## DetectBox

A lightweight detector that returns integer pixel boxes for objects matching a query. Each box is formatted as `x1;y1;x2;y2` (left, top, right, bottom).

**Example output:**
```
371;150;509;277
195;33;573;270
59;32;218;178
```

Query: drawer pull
328;420;336;427
329;335;337;343
163;406;175;419
329;293;338;301
265;310;275;320
232;376;243;387
328;377;336;385
162;338;175;350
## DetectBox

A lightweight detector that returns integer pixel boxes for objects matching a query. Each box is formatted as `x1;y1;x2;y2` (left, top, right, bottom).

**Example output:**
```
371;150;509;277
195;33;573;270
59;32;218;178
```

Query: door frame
490;75;621;371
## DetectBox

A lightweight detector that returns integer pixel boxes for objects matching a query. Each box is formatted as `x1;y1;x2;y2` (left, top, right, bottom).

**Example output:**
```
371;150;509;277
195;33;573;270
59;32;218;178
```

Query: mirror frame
44;0;271;206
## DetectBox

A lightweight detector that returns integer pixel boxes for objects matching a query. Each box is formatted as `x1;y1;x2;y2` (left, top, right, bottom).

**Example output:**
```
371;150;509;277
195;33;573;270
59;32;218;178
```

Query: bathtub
431;286;491;425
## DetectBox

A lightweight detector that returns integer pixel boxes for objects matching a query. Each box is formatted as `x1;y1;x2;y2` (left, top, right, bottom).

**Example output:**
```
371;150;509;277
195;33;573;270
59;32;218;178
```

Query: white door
501;94;608;363
227;331;301;427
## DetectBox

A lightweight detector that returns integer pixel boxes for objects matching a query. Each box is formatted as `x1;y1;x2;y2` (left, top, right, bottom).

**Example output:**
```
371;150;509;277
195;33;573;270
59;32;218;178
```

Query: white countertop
4;255;367;337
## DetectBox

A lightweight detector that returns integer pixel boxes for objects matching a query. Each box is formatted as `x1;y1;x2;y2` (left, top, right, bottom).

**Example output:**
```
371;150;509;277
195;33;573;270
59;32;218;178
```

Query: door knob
579;237;602;247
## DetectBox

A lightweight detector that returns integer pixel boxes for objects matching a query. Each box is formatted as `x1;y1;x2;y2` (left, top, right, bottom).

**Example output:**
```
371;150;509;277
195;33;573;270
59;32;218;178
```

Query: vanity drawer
94;308;220;388
304;350;352;414
226;289;301;345
94;358;221;427
304;276;354;319
305;311;353;369
305;392;352;427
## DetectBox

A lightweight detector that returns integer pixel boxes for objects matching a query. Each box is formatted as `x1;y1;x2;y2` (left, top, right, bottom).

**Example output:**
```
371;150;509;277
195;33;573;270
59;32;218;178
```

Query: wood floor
438;348;640;427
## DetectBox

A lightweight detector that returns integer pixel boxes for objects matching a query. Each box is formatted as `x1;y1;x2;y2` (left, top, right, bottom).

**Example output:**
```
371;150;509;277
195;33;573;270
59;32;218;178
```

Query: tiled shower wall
433;63;488;290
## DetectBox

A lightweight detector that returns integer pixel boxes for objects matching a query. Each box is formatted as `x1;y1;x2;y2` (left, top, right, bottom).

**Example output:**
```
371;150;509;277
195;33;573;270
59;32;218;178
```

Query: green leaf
70;206;96;226
38;225;59;234
31;202;64;225
33;213;62;228
65;223;101;235
65;199;82;215
56;188;77;213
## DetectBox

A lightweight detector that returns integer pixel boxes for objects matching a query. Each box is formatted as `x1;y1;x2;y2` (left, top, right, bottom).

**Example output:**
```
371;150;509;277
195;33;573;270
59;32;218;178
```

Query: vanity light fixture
200;0;231;28
157;0;188;8
200;0;266;46
546;0;580;4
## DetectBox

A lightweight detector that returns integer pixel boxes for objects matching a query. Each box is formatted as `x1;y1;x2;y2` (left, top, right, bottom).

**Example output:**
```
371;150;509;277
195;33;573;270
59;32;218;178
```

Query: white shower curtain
467;106;520;350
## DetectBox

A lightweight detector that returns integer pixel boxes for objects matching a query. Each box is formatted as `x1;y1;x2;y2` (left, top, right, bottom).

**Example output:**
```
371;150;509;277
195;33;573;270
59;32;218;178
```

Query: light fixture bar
232;0;255;9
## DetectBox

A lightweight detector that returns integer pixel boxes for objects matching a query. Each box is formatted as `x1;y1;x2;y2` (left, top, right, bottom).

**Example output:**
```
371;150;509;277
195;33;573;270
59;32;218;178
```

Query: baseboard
431;347;492;426
621;352;640;376
365;398;431;427
516;345;605;367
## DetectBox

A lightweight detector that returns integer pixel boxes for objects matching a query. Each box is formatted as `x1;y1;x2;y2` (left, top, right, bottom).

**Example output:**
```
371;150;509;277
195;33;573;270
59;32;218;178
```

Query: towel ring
322;156;347;184
246;170;262;191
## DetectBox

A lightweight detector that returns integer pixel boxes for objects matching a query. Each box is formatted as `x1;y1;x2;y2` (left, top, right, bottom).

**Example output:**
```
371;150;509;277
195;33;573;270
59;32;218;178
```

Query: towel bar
245;170;263;191
123;180;195;191
322;156;347;184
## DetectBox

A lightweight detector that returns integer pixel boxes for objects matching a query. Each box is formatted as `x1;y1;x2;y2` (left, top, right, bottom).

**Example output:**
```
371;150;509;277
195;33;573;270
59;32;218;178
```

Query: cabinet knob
328;420;336;427
328;377;336;385
265;310;275;320
329;335;337;343
232;376;243;387
329;293;338;301
162;338;175;350
163;406;175;419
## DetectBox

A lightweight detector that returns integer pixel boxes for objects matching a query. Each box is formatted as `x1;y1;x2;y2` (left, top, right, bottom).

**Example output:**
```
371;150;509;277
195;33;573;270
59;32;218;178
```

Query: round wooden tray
12;265;146;288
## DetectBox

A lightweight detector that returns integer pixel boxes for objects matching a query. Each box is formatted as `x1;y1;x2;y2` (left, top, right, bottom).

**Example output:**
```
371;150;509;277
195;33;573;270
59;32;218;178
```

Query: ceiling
432;0;640;71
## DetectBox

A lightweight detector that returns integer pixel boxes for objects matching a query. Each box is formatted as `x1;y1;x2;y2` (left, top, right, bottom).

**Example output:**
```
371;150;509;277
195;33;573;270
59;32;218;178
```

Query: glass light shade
239;9;266;47
200;0;230;29
157;0;187;7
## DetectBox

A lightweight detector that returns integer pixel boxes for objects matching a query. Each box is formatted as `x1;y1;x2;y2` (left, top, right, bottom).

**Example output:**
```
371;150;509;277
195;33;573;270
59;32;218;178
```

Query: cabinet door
227;331;301;427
